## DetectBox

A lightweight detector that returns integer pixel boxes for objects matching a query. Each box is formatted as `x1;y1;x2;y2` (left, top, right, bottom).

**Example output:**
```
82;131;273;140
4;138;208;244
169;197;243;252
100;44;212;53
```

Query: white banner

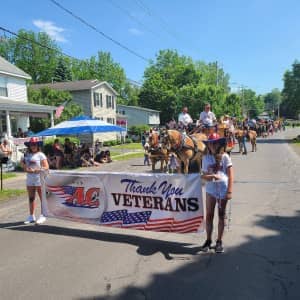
42;171;204;234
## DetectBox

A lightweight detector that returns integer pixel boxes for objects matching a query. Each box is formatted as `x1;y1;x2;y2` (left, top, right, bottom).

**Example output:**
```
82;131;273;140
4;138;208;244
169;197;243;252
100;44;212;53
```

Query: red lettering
85;188;100;208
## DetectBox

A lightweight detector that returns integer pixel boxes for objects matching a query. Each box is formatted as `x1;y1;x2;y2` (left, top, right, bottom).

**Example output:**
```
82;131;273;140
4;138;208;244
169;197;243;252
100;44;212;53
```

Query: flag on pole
55;101;68;119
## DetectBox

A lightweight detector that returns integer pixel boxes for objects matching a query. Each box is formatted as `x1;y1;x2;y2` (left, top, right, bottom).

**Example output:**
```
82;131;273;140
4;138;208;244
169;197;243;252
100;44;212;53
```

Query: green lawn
112;152;144;161
110;143;143;150
0;189;26;201
1;173;17;180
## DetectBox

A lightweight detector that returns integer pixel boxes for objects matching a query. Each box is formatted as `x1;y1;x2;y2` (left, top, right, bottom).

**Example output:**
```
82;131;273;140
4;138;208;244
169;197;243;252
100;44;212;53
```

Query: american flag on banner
101;210;203;233
47;185;75;201
55;101;68;119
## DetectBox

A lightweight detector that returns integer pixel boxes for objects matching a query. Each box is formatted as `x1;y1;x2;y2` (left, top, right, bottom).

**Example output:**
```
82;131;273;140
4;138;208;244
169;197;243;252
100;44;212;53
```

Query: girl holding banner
200;133;234;253
21;137;49;224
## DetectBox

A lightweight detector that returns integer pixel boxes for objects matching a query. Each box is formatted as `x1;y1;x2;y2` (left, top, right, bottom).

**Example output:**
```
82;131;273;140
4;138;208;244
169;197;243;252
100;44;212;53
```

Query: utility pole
216;61;218;87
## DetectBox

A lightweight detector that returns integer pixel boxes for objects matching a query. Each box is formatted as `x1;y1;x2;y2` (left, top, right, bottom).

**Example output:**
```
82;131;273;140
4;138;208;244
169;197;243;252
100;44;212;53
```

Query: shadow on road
1;211;300;299
0;222;201;260
257;138;293;144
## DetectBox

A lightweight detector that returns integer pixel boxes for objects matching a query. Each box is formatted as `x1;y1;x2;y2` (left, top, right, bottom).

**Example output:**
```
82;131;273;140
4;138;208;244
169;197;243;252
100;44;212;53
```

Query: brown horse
235;129;257;152
162;130;206;174
217;123;235;154
148;131;169;172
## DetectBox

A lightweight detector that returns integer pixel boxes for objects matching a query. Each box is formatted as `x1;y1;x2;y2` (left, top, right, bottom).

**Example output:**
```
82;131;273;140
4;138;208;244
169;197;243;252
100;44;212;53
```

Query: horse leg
183;158;189;174
160;158;164;171
151;159;155;171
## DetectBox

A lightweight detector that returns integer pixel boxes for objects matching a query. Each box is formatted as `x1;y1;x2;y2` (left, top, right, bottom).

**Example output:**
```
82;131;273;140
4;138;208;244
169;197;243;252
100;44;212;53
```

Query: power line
50;0;149;62
106;0;162;40
0;25;141;86
133;0;180;40
133;0;203;56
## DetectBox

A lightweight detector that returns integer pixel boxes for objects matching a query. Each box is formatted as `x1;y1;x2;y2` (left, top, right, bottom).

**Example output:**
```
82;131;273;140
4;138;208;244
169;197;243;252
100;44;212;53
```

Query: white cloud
33;20;67;42
128;28;143;36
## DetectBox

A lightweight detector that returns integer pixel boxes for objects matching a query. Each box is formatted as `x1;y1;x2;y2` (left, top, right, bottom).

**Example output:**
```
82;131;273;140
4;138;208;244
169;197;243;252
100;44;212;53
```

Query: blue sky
1;0;300;94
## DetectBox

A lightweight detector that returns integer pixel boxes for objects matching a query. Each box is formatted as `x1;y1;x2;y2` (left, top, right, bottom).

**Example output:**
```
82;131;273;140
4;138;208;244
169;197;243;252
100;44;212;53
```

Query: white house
31;80;121;144
0;56;56;138
117;104;160;127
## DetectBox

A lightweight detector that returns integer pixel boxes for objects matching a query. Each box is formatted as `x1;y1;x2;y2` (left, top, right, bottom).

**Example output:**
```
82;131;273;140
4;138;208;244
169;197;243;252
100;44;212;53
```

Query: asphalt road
0;128;300;300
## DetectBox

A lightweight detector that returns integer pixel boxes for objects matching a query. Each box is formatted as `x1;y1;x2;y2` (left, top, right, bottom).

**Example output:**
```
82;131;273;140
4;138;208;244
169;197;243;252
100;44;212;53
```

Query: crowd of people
47;138;112;169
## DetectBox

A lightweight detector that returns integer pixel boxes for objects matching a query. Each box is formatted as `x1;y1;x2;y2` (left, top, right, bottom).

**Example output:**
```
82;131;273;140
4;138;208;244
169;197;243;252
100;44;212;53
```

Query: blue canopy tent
35;116;126;136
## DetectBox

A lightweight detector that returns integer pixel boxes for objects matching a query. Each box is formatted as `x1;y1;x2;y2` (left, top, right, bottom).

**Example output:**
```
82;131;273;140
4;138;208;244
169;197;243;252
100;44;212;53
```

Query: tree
53;57;72;82
139;49;231;124
282;61;300;118
241;89;264;118
0;29;60;83
28;87;83;132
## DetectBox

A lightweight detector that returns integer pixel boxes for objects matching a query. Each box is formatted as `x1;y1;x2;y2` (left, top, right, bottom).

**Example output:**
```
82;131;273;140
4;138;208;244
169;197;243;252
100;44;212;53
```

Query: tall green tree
28;87;83;132
241;88;264;118
0;29;60;83
139;49;231;123
263;88;282;117
282;61;300;118
53;57;72;82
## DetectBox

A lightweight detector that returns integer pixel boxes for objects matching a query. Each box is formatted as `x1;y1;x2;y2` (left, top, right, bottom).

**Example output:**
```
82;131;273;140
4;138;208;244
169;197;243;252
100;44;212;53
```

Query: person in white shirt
199;103;216;127
21;137;49;225
178;107;193;129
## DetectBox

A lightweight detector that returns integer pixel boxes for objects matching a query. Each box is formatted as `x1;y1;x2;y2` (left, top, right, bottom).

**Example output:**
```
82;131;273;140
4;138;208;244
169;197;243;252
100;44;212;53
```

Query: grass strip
2;173;17;180
0;189;26;201
112;152;144;161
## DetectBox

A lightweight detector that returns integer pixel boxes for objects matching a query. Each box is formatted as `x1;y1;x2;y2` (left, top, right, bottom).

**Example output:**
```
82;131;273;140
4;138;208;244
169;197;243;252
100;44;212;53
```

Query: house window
112;96;115;109
107;117;114;124
0;77;8;97
106;95;113;108
93;93;103;107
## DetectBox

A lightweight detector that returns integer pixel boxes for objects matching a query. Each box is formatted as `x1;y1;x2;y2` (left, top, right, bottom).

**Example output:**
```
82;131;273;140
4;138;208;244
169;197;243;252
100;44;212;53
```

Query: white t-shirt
199;111;216;126
24;151;47;186
202;153;232;199
178;112;193;126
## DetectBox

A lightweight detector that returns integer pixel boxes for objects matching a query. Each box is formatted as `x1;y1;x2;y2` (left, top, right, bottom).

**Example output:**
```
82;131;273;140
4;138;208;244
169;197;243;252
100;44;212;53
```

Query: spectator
80;152;101;167
64;138;74;166
168;153;179;173
21;137;49;224
52;138;64;169
0;139;12;158
141;131;147;147
144;142;150;166
17;128;24;138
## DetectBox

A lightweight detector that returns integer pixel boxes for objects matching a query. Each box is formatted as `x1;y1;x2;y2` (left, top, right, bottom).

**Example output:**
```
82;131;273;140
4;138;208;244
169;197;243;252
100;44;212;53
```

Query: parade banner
42;171;204;234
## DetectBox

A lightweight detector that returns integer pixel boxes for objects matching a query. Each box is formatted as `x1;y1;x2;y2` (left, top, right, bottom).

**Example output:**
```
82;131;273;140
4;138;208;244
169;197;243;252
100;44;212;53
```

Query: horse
162;129;207;174
235;129;257;152
216;123;235;154
148;130;169;172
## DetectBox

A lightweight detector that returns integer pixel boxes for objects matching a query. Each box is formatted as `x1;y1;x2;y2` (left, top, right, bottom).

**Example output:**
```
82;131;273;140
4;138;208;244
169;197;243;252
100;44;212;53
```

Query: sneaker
200;239;212;252
36;215;46;225
24;215;36;224
215;240;224;253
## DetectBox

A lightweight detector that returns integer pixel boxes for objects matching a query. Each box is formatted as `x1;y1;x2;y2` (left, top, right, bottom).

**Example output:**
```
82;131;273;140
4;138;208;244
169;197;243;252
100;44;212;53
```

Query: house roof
0;56;31;80
30;79;119;95
117;104;160;113
0;97;56;113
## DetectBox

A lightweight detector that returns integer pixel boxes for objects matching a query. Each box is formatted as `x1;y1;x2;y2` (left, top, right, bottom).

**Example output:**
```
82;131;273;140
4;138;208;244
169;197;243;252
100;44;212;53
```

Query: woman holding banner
200;133;234;253
21;137;49;224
